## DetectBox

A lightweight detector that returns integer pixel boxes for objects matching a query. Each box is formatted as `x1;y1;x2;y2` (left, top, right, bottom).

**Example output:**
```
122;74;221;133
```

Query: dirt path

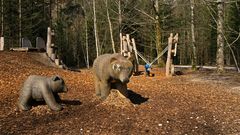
0;52;239;135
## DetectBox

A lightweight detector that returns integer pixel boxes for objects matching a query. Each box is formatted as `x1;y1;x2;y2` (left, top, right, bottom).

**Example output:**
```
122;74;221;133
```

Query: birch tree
118;0;122;34
190;0;197;70
105;0;116;53
93;0;99;57
216;0;225;73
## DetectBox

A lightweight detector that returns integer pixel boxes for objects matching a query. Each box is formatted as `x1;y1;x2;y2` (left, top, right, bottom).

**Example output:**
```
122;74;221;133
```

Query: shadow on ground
127;90;149;104
60;100;82;105
31;100;82;107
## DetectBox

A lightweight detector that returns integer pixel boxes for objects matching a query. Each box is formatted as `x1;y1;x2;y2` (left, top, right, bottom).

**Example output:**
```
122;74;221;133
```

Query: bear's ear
110;57;118;64
112;63;121;71
52;76;61;81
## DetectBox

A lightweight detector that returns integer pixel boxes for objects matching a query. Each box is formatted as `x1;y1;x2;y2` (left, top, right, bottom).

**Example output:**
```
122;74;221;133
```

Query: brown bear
93;53;133;99
18;75;68;111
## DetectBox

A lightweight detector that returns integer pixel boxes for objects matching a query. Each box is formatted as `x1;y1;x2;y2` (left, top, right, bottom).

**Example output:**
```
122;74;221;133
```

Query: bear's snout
121;78;129;83
63;87;68;92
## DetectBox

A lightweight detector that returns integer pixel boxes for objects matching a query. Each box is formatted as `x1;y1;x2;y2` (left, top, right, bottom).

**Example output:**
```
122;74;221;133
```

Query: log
131;38;139;73
126;34;132;58
120;33;123;54
166;33;173;77
9;47;38;52
171;64;175;75
122;36;128;57
131;38;139;64
173;33;179;56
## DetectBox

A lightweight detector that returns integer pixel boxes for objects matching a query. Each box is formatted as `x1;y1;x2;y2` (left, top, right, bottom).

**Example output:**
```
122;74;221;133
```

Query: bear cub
18;75;68;111
93;53;133;99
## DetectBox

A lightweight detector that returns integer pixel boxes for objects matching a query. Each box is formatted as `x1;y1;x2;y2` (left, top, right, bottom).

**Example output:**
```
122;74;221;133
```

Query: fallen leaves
0;52;240;134
100;90;133;108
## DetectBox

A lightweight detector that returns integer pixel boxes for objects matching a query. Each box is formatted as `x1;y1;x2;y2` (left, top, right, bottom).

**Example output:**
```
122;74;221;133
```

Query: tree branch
134;7;155;20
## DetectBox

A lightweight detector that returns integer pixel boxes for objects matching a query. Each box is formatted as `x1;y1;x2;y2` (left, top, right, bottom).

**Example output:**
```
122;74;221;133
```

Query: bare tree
93;0;99;57
190;0;197;70
153;0;164;66
203;0;239;72
85;12;89;69
216;0;225;73
118;0;122;34
19;0;22;47
105;0;116;53
1;0;3;37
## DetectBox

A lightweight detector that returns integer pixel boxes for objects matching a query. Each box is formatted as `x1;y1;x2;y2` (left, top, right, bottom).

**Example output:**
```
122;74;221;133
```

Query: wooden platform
10;47;42;52
174;65;237;70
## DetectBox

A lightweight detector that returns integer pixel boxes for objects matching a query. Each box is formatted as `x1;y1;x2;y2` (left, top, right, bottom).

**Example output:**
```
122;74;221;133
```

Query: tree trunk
49;0;52;27
85;15;89;69
0;0;4;51
19;0;22;47
190;0;197;70
166;33;173;77
93;0;99;57
153;0;164;66
105;0;116;53
1;0;3;37
118;0;122;34
216;0;225;73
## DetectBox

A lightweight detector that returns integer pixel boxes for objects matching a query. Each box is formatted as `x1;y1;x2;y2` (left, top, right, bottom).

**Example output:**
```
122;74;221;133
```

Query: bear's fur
18;75;68;111
93;53;133;99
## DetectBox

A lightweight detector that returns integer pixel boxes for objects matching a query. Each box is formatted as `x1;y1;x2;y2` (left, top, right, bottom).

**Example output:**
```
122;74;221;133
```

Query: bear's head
110;57;133;83
50;76;68;93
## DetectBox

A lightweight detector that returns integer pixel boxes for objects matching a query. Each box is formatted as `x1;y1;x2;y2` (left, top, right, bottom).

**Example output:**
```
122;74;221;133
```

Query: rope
135;45;168;66
149;46;169;66
136;51;150;64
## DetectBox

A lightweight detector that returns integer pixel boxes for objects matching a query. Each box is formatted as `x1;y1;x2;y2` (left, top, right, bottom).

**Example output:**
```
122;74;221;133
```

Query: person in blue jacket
144;64;151;77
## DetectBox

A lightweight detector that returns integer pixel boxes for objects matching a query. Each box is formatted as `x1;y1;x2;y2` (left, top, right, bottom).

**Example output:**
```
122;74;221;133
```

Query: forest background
0;0;239;72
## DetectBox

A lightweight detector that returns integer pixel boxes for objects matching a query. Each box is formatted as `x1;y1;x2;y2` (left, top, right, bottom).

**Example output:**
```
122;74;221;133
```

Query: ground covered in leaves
0;52;239;135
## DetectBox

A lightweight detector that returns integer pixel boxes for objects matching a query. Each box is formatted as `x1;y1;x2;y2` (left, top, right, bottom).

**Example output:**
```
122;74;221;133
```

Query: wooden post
120;33;123;54
131;38;139;64
126;34;132;58
122;36;128;57
166;33;173;77
171;64;175;75
0;37;4;51
131;38;139;73
46;27;52;56
170;33;179;75
173;33;179;56
55;59;60;66
51;53;56;61
51;44;55;61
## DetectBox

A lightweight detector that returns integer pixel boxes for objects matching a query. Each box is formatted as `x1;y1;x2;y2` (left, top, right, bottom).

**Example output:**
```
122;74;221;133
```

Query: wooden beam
120;33;123;54
122;36;128;57
166;33;173;77
131;38;139;64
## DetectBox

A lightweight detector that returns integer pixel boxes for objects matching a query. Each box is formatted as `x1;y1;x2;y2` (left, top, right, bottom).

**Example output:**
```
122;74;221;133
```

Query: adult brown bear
93;53;133;99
